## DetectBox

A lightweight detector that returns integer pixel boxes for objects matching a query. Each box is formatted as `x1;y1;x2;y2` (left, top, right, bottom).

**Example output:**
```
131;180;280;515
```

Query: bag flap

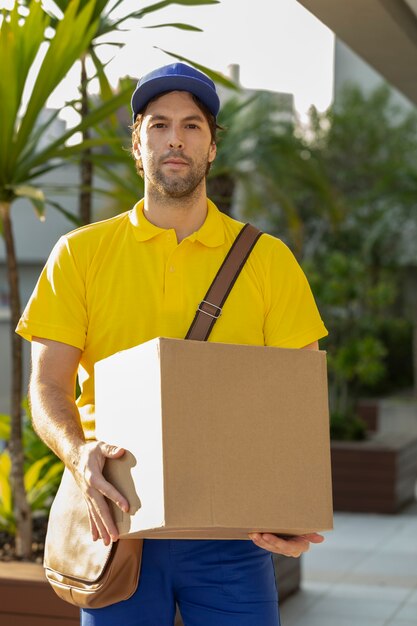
44;467;113;583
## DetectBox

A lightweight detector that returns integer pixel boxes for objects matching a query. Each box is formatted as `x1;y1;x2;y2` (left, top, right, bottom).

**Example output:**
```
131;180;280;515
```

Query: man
17;63;328;626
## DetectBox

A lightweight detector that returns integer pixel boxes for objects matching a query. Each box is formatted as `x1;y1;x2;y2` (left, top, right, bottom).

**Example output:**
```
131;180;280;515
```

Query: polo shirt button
169;266;175;273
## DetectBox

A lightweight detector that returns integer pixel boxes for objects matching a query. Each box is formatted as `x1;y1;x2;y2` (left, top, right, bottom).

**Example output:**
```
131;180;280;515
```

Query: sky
45;0;335;123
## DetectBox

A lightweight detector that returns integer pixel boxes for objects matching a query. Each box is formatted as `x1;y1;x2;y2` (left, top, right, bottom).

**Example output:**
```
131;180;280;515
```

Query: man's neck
143;183;208;243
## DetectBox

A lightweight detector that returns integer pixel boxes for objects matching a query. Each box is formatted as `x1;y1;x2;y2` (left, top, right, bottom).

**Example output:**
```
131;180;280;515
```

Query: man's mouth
163;159;189;166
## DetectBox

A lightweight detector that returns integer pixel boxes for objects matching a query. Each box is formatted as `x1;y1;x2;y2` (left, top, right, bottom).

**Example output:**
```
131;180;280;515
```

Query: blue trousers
81;539;281;626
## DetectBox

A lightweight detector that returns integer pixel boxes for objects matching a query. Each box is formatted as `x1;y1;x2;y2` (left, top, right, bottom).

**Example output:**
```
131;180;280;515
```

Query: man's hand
29;339;130;546
74;440;130;545
248;532;324;557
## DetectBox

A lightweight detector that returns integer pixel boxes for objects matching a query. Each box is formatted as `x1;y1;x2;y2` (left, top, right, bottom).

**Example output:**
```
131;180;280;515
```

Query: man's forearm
29;378;85;471
29;338;128;543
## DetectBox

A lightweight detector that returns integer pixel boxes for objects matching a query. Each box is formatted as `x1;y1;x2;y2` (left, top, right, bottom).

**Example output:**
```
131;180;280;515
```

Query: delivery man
17;63;328;626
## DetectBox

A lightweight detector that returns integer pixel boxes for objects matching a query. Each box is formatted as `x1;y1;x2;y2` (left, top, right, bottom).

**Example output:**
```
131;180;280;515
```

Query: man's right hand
29;338;130;545
74;441;130;545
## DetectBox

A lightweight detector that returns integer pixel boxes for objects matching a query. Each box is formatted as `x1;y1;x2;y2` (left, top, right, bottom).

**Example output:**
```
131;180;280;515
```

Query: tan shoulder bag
44;223;262;608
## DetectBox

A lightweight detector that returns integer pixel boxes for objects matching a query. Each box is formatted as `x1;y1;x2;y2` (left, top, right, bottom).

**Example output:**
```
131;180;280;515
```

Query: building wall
1;280;42;413
334;39;414;113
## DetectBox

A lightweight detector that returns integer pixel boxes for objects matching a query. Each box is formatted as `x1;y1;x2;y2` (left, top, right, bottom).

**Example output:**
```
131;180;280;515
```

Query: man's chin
162;187;198;199
155;176;205;199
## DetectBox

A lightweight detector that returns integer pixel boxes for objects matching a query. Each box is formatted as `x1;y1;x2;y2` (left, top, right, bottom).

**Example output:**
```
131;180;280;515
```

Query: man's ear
132;140;141;161
209;142;217;163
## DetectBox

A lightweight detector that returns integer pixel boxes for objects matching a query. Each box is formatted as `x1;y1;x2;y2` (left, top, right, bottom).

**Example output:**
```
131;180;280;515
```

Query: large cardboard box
95;338;333;539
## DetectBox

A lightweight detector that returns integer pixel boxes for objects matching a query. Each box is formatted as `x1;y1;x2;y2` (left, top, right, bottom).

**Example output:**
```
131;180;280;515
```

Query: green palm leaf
46;200;83;227
0;2;48;182
18;108;62;167
0;414;11;441
132;0;219;20
14;84;132;181
14;0;99;163
24;456;51;493
144;23;203;31
28;461;64;511
13;185;46;221
0;452;12;517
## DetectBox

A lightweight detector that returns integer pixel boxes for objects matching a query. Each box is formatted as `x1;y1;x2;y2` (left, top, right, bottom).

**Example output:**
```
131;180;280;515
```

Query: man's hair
130;92;222;178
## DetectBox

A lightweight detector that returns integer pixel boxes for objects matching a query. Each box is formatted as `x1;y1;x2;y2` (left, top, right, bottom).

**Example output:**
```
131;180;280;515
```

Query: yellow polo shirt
17;199;327;438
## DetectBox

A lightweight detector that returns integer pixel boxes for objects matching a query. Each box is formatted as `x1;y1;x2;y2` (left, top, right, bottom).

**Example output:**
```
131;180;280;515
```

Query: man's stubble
144;149;212;201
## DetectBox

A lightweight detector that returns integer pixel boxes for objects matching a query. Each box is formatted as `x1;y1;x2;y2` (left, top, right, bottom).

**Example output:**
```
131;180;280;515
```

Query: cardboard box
95;337;333;539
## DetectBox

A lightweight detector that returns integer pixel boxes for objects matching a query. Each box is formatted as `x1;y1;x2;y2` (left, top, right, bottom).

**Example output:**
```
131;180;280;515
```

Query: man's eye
153;123;166;129
186;124;199;129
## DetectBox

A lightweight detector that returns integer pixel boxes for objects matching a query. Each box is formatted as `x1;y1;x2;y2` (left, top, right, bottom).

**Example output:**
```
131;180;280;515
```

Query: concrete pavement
280;500;417;626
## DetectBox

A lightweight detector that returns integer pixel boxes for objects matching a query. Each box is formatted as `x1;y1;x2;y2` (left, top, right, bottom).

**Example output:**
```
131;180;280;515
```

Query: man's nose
168;126;184;149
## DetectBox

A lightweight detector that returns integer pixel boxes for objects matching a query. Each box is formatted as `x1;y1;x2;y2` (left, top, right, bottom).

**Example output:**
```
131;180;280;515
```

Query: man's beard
145;150;211;199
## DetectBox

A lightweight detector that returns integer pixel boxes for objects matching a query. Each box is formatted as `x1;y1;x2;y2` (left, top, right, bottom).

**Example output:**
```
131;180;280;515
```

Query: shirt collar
129;198;225;247
129;199;167;242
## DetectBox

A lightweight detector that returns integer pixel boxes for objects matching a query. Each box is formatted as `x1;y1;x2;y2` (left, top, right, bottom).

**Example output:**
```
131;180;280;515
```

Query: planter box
0;562;79;625
331;432;417;513
355;398;379;432
273;553;302;601
0;554;300;626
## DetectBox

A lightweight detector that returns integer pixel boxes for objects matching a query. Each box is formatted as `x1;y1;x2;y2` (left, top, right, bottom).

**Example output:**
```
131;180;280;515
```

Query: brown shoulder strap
185;223;262;342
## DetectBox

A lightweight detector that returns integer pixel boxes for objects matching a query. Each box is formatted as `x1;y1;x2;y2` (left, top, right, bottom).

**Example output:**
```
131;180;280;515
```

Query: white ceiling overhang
297;0;417;106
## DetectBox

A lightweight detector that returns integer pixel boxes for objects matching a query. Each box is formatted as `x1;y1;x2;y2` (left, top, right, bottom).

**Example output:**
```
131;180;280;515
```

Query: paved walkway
280;500;417;626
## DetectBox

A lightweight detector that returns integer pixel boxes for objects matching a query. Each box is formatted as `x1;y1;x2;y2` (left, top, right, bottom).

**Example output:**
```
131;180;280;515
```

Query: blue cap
131;62;220;122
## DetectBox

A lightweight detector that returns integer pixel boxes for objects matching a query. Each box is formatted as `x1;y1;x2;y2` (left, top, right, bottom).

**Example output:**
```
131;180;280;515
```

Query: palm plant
0;0;133;558
0;409;64;535
207;92;312;247
257;86;417;429
210;92;346;256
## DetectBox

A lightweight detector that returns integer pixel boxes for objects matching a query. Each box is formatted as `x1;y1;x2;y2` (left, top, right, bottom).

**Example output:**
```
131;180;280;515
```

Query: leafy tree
304;249;394;433
208;92;303;219
208;89;343;268
246;85;417;431
305;87;417;422
0;0;134;558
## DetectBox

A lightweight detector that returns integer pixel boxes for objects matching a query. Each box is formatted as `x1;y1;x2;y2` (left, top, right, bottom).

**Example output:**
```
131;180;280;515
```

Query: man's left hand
248;532;324;557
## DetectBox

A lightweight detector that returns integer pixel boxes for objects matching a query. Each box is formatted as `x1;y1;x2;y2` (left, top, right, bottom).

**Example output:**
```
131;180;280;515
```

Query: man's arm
29;337;129;545
248;338;325;557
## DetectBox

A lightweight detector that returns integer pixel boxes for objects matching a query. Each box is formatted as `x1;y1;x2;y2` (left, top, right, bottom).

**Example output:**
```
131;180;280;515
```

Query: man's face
133;91;217;198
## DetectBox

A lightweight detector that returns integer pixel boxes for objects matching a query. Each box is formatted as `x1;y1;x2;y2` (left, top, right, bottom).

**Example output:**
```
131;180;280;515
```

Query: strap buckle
197;300;222;319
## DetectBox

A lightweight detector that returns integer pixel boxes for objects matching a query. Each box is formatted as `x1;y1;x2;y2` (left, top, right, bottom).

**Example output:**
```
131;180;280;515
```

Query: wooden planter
273;553;302;601
0;554;300;626
331;431;417;513
0;562;79;625
355;398;379;432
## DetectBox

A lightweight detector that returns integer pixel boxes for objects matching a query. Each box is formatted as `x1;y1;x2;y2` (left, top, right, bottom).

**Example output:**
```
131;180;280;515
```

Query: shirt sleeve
263;238;328;348
16;236;88;350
